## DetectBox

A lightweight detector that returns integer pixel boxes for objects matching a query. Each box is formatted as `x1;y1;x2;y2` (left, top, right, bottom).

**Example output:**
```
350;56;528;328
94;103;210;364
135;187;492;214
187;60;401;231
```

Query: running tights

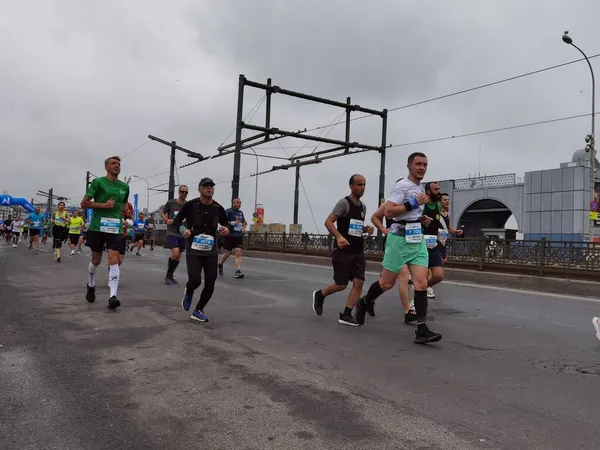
185;253;218;312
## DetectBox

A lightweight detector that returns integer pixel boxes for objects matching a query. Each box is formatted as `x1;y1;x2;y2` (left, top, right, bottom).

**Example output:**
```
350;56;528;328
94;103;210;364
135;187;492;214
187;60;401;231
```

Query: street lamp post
562;31;596;242
133;175;150;214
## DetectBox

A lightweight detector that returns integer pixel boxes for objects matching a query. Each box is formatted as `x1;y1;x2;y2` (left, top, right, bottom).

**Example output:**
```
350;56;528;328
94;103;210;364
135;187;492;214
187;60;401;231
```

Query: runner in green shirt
80;156;131;309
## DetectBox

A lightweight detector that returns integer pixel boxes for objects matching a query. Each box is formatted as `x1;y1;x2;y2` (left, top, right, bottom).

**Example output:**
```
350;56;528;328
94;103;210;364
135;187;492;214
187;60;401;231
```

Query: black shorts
52;225;68;241
223;235;244;251
86;230;121;253
69;234;81;245
428;247;444;268
29;229;41;237
119;236;127;255
134;232;145;243
167;235;186;251
332;250;366;286
12;231;20;237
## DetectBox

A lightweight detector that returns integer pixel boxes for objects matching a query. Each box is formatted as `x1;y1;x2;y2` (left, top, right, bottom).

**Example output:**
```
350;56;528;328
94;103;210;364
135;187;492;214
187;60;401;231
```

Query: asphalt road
1;242;599;450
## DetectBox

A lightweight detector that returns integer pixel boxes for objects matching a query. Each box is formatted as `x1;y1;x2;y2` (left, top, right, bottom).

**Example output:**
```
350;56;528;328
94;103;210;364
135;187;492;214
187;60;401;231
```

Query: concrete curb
243;250;600;298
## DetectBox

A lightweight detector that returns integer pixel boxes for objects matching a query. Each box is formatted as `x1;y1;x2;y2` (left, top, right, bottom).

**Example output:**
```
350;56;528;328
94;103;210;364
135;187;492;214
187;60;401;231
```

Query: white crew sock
88;262;98;287
108;264;120;298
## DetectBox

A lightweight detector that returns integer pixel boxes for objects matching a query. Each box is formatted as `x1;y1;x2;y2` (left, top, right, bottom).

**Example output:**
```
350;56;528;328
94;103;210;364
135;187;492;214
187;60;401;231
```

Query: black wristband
403;201;413;212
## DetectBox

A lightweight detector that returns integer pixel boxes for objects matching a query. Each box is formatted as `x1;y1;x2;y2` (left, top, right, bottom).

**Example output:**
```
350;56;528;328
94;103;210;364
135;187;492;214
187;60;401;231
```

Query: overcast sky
1;0;599;231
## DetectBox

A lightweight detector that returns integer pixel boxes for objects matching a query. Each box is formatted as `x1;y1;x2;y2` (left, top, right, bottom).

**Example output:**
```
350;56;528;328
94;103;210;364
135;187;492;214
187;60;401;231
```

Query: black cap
199;177;215;187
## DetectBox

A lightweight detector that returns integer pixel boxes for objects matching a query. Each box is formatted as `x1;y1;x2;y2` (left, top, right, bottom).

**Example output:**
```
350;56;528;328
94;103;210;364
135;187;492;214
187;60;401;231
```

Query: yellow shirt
54;211;68;227
69;217;84;235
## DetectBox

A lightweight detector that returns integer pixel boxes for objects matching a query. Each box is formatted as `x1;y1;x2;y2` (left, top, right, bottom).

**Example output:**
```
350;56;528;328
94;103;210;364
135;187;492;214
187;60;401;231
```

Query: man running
145;213;156;251
68;210;85;255
172;178;229;323
219;197;247;279
52;202;70;262
370;201;418;324
355;152;442;344
4;215;13;244
130;212;145;256
160;185;189;285
26;207;45;255
420;182;448;299
81;156;131;309
312;174;373;326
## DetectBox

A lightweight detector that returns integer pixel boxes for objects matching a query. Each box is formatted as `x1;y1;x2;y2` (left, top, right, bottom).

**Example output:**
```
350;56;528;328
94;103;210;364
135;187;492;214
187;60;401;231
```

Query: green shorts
382;232;429;273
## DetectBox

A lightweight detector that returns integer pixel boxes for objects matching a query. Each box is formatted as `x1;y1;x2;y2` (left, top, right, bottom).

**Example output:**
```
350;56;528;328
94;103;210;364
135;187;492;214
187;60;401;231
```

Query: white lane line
244;256;600;303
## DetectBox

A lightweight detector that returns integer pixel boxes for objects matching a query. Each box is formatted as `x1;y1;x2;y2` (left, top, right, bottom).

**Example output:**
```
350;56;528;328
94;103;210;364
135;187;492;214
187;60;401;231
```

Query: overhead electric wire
217;95;267;147
387;111;600;150
298;174;320;234
121;139;152;160
301;53;600;134
290;111;346;158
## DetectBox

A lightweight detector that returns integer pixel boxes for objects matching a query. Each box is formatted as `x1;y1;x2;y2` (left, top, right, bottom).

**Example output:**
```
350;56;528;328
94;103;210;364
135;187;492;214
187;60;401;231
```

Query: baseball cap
199;178;215;187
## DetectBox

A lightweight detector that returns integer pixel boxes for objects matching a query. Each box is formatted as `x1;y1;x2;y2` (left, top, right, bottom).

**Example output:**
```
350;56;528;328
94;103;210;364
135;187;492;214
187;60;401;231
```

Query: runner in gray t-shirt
160;185;189;284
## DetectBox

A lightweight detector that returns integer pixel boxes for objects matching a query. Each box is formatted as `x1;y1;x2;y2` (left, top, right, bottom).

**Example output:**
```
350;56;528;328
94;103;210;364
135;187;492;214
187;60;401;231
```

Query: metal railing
241;233;600;279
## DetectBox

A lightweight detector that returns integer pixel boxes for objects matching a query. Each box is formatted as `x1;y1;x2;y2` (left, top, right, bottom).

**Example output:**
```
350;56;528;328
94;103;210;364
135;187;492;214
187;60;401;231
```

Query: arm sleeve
218;206;228;227
387;185;407;205
85;178;98;199
330;198;349;218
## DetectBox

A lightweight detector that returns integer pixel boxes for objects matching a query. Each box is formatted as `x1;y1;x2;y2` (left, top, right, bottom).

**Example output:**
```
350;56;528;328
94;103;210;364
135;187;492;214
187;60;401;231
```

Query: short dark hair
424;181;439;194
232;197;241;203
440;192;449;198
408;152;427;164
349;174;364;186
104;156;121;166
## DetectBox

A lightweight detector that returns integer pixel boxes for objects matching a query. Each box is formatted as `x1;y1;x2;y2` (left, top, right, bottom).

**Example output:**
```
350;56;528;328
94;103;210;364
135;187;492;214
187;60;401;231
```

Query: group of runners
7;152;599;344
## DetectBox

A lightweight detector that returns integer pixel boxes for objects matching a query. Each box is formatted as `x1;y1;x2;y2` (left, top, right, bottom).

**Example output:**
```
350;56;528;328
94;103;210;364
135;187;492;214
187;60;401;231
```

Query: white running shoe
427;287;435;298
12;244;17;248
593;317;600;342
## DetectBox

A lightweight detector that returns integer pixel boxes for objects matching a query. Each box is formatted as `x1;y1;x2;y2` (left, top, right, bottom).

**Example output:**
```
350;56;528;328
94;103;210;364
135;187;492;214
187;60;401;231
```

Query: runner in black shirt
172;177;229;323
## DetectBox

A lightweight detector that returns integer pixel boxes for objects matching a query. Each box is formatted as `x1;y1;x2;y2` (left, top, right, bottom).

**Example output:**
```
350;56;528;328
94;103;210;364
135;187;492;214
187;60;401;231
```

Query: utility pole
169;141;176;200
232;74;246;199
47;188;53;217
293;166;300;224
377;109;389;237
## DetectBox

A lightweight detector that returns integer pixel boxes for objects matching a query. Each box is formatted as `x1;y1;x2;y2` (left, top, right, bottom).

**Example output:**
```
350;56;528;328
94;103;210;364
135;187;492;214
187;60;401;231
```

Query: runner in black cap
172;177;230;323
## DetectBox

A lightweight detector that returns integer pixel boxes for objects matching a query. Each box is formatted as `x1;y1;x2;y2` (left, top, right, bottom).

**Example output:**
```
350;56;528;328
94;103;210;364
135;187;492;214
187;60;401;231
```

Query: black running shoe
404;310;418;324
108;296;121;310
312;290;325;316
233;270;244;279
86;284;96;303
367;300;376;317
338;312;359;327
355;297;369;326
414;324;442;344
218;263;224;276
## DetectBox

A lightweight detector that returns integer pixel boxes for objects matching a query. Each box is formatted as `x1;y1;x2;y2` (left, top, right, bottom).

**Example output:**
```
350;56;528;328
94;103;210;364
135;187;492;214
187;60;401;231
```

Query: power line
302;53;600;133
121;139;152;159
298;173;320;234
290;111;346;158
218;95;267;147
387;111;600;149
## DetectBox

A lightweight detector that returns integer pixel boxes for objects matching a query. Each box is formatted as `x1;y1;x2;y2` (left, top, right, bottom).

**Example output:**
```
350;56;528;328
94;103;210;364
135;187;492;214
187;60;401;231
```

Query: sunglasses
179;191;188;194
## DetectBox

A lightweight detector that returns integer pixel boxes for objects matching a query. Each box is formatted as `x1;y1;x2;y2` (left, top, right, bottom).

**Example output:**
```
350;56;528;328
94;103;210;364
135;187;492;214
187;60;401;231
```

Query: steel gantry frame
216;74;389;225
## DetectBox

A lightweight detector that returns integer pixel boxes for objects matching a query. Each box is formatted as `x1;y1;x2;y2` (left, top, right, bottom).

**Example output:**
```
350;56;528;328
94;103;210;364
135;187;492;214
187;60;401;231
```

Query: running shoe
86;284;96;303
233;270;244;279
338;312;359;327
108;296;121;309
414;324;442;344
355;296;370;326
367;301;376;317
593;317;600;342
404;310;418;324
312;290;325;316
427;287;435;298
181;290;192;311
218;263;224;276
190;310;209;322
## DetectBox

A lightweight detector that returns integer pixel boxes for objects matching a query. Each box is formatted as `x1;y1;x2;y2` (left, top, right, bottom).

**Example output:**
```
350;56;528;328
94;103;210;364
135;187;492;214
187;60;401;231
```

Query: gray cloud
1;0;599;231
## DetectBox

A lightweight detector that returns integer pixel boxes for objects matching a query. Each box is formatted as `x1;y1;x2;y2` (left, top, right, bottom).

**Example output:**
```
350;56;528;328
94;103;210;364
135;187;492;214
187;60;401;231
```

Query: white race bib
100;217;120;234
348;218;364;237
191;233;215;251
32;221;40;228
438;229;449;245
55;217;65;226
424;234;438;249
405;222;423;244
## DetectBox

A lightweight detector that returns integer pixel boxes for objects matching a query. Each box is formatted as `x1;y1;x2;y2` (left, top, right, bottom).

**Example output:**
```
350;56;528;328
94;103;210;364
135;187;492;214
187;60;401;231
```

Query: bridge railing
241;233;600;279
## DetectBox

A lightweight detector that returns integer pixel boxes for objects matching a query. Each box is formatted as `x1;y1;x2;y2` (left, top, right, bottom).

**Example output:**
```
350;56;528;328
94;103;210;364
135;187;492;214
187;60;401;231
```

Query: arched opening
457;199;517;238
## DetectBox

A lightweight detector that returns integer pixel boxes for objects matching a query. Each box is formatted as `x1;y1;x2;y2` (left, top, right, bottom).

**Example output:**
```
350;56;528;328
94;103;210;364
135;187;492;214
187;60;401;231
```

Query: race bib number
55;217;65;226
137;223;145;230
70;225;80;234
100;217;120;234
438;229;449;245
191;234;215;251
147;223;154;229
425;234;438;249
32;221;40;228
348;218;364;237
405;222;423;244
231;221;243;232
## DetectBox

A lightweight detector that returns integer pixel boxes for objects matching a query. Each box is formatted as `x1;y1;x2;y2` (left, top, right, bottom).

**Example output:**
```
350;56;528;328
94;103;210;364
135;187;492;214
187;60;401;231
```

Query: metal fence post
283;232;287;250
539;238;546;276
264;232;268;250
479;236;486;271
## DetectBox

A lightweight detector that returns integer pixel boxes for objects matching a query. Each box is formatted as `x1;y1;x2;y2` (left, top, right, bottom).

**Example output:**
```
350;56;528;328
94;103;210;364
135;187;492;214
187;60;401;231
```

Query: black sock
414;290;428;323
343;306;352;316
167;258;180;275
365;281;384;303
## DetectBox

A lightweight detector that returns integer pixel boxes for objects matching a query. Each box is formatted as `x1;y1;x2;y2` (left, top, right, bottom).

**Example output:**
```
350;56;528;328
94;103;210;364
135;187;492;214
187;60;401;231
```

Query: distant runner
161;185;189;285
219;198;247;279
